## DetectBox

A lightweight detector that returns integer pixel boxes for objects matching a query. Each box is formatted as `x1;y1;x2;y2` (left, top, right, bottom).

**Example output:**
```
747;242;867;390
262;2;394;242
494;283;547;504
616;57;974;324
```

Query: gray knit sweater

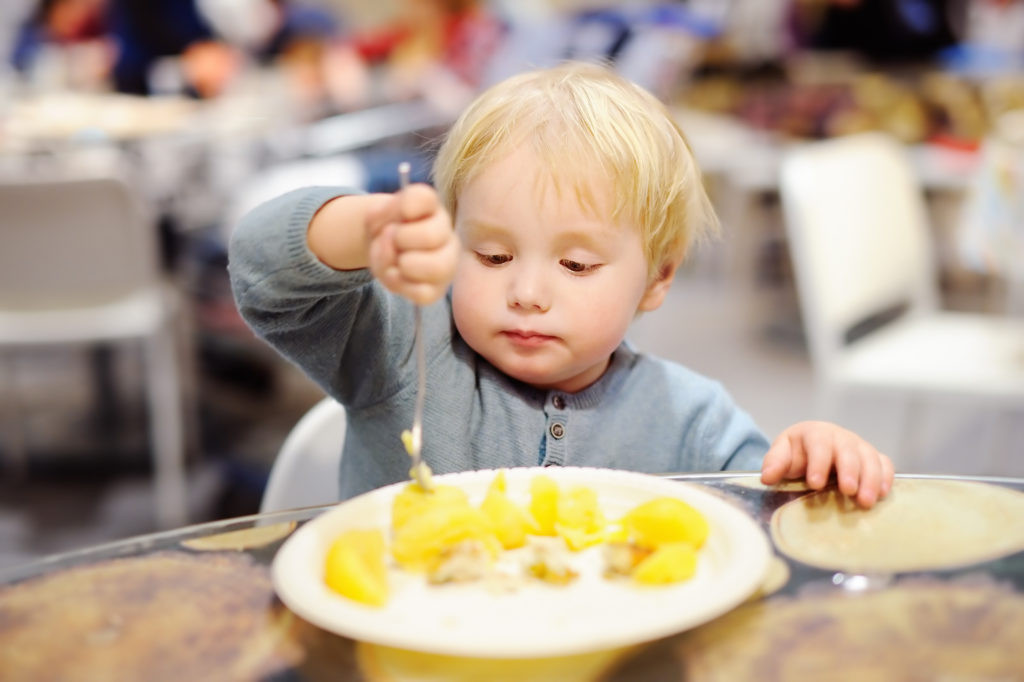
228;186;769;500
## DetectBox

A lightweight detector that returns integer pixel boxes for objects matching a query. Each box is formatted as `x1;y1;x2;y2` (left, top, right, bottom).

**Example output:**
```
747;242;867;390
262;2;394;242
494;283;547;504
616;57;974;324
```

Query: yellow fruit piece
488;470;508;494
391;483;469;532
555;523;606;551
481;486;533;549
324;529;389;607
392;503;501;571
400;429;415;455
604;521;628;543
553;486;606;550
557;486;605;531
529;475;559;536
633;542;698;585
622;497;709;549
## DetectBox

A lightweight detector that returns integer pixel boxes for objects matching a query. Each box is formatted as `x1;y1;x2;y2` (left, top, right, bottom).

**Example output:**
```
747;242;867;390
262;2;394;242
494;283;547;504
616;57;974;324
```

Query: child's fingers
396;183;441;222
376;264;405;294
835;442;862;498
365;195;402;240
761;429;808;483
367;225;398;272
802;427;834;490
760;439;791;484
855;444;883;508
879;454;894;497
393;213;453;252
403;282;445;306
397;248;456;285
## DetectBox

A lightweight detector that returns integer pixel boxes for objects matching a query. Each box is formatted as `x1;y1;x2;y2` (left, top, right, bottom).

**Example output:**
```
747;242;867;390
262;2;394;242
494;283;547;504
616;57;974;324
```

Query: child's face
451;147;670;393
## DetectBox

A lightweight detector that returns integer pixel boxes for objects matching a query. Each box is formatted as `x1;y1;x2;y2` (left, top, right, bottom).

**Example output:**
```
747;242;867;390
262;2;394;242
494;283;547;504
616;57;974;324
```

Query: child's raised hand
760;421;894;508
365;183;458;305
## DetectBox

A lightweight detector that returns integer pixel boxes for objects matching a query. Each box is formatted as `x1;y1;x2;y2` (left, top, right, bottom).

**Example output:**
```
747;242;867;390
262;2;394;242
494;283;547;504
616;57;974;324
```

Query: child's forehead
472;141;615;207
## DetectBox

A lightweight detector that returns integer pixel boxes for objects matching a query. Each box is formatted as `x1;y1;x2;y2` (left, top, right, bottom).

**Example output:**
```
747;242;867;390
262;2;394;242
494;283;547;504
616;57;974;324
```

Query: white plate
272;467;770;658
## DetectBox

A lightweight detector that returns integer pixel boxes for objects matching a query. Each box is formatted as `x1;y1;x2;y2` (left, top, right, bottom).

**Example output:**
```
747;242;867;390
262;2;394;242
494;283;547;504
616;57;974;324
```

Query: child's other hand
760;421;894;508
366;183;458;305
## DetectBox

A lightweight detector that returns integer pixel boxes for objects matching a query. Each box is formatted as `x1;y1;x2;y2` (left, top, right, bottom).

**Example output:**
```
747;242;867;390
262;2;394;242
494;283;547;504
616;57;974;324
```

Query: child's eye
477;252;511;266
560;259;598;274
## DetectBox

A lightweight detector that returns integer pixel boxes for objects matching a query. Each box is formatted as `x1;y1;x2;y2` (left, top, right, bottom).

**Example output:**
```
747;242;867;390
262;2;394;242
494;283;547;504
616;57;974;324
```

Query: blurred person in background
10;0;113;90
335;0;506;114
106;0;240;97
197;0;341;110
10;0;339;98
9;0;238;96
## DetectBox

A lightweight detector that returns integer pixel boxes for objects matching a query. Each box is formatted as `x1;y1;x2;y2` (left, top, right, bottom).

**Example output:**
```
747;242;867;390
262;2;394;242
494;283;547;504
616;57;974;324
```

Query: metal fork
399;162;432;491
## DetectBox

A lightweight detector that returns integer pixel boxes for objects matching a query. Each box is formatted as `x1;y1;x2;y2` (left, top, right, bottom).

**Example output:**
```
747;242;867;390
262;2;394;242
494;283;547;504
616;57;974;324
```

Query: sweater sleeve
227;185;417;410
696;380;770;472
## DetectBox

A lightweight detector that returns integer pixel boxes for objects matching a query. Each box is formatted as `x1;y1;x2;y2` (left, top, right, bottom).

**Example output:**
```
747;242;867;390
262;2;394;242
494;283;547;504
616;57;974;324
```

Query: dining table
2;471;1023;681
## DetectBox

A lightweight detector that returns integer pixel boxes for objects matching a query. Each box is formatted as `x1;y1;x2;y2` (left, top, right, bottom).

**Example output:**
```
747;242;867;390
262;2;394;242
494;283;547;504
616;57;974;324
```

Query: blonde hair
432;61;718;279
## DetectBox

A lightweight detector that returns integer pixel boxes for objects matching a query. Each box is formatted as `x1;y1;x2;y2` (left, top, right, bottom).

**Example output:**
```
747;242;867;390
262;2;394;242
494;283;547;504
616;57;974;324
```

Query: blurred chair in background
779;132;1024;471
0;175;189;527
957;108;1024;315
259;396;344;513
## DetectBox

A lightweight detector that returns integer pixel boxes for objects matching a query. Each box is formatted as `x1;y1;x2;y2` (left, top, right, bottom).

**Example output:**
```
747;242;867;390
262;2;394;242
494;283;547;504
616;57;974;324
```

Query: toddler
229;61;893;506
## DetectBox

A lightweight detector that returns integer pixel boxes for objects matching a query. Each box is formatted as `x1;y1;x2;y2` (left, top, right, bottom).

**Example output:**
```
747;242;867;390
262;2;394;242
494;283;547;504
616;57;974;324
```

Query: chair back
779;133;939;373
0;176;159;310
260;397;346;513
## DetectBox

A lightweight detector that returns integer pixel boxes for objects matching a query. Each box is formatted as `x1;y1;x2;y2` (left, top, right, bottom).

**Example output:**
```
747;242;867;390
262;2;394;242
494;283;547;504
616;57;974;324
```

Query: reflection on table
1;473;1023;681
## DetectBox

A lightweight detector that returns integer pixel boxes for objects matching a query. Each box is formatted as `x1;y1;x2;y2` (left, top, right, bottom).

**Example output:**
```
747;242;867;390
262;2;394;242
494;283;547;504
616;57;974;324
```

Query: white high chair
260;397;346;513
779;132;1024;470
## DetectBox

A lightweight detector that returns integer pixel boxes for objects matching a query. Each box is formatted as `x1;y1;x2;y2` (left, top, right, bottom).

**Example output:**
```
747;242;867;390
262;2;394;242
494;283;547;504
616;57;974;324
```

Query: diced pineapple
529;475;560;536
557;486;605;530
324;529;389;606
391;482;469;532
553;486;606;550
555;524;606;551
621;497;709;549
392;503;502;571
632;542;698;585
488;470;508;494
480;473;534;549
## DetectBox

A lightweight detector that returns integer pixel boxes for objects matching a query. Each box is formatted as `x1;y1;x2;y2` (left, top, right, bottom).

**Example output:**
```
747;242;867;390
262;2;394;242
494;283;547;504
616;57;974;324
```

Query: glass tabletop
2;472;1023;681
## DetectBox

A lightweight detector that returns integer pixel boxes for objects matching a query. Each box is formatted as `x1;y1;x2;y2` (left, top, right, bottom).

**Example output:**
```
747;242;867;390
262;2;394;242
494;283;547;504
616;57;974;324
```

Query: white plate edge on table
272;466;771;659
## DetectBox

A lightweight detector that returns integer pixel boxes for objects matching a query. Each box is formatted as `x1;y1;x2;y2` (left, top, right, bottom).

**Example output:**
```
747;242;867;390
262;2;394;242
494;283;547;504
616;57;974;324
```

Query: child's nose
507;263;550;312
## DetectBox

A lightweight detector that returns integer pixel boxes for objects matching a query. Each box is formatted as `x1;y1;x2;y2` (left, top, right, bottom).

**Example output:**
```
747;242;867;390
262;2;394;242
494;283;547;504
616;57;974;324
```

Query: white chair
260;397;346;513
779;132;1024;469
0;175;189;527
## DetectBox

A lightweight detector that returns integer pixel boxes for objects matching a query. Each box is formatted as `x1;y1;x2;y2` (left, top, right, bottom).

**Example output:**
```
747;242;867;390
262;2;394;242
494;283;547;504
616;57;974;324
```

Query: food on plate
554;485;608;550
391;499;501;572
632;542;698;585
391;481;467;531
324;529;389;607
427;539;494;585
529;474;560;535
525;536;579;585
400;428;435;488
480;470;536;549
323;470;710;606
621;497;709;549
603;541;654;577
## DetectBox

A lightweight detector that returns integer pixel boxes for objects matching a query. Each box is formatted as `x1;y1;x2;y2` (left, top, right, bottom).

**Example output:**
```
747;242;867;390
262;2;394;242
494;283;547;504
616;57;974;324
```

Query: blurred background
1;0;1022;570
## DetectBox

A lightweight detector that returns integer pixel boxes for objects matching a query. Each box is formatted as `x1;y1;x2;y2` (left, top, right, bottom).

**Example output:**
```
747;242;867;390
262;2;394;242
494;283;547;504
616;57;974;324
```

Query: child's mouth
502;330;556;348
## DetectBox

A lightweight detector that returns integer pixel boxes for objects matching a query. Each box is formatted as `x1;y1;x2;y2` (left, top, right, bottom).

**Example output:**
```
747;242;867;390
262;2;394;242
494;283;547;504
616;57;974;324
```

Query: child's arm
307;183;458;304
760;421;895;508
228;183;456;411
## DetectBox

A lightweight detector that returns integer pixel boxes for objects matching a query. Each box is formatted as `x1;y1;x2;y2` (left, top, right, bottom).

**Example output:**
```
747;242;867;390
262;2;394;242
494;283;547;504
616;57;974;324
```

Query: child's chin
498;364;563;390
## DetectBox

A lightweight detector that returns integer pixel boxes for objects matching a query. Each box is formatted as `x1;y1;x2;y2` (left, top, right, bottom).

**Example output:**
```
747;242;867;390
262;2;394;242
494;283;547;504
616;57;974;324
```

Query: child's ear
637;259;680;312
